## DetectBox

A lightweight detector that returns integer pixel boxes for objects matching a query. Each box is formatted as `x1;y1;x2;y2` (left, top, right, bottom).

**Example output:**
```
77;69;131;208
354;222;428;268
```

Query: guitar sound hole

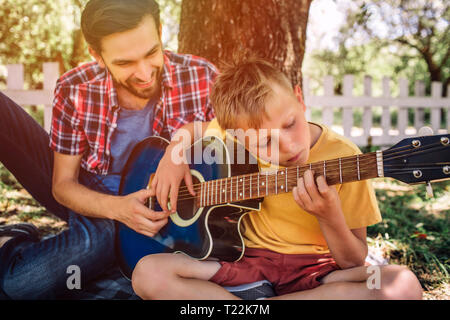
176;175;200;220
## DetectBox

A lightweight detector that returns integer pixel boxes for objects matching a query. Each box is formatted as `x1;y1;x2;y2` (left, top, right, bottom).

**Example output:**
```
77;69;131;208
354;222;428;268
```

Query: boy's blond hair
211;57;293;129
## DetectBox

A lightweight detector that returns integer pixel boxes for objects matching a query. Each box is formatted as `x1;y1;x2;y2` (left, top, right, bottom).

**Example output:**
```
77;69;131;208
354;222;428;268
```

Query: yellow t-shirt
204;119;382;254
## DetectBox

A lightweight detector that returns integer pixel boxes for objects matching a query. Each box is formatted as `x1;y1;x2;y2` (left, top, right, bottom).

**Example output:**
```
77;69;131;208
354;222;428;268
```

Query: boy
131;58;423;299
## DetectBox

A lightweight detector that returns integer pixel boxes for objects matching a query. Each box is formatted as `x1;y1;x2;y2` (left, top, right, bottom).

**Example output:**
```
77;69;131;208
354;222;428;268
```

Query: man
0;0;216;299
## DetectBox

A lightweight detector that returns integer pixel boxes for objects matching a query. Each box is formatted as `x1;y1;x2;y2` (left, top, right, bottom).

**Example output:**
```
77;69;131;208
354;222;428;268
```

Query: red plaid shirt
50;51;217;175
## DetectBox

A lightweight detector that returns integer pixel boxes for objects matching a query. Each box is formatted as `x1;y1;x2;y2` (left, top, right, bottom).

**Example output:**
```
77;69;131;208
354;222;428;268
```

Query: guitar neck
197;151;383;207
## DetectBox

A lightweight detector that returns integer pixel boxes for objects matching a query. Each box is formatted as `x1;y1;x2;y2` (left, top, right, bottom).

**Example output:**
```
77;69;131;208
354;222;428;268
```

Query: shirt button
111;123;117;129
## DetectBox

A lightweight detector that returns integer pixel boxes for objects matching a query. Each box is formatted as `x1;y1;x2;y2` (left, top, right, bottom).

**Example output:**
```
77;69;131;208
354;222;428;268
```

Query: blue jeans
0;91;119;299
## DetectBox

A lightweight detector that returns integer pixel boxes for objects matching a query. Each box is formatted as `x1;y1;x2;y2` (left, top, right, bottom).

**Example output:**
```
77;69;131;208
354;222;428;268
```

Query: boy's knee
378;265;422;300
132;255;169;299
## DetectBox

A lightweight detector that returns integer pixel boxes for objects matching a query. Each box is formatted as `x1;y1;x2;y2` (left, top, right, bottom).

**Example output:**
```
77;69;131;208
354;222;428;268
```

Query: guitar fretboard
197;151;382;207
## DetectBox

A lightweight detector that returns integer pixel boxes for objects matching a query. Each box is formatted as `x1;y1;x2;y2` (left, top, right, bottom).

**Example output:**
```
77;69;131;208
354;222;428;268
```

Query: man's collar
104;69;119;111
161;52;174;90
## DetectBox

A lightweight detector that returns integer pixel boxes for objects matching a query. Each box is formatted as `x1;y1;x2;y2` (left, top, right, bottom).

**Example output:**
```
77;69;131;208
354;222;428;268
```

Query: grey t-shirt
109;100;156;175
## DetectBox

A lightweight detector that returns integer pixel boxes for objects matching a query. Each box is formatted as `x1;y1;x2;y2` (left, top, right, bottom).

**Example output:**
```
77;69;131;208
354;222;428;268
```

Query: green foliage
160;0;182;51
304;0;449;97
0;0;183;90
0;0;90;89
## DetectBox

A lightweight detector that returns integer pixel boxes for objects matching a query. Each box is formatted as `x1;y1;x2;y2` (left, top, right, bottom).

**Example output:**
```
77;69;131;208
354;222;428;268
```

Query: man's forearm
318;213;368;269
53;179;118;220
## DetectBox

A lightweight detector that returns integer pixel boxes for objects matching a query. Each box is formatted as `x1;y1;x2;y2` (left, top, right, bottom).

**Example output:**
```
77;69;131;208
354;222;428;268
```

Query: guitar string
174;165;447;204
174;140;445;195
172;160;447;204
172;143;443;198
167;154;379;198
171;146;444;198
173;139;445;195
169;165;450;206
164;167;449;206
159;141;448;201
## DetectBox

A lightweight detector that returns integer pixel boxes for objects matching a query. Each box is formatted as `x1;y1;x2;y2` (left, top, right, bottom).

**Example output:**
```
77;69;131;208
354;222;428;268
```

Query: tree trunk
178;0;312;87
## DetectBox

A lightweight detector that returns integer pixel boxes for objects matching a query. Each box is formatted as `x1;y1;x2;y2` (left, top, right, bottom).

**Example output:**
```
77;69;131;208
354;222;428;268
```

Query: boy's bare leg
269;264;422;300
132;252;240;300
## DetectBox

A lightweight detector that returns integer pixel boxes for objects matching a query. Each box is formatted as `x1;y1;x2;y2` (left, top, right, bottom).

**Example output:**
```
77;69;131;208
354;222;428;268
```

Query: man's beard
111;67;163;101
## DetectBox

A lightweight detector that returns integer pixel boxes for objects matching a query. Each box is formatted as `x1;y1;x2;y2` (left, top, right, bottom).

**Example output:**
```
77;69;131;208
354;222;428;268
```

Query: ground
0;164;449;299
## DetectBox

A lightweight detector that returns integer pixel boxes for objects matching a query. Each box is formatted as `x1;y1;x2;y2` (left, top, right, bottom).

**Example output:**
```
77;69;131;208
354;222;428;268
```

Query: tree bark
178;0;312;87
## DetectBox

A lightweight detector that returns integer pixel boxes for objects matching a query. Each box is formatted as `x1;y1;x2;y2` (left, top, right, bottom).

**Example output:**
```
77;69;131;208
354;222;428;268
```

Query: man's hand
111;188;171;237
151;143;196;214
293;169;343;225
52;152;170;237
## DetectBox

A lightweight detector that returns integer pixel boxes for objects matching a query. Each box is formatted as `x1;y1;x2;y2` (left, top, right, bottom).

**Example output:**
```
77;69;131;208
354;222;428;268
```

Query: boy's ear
88;47;106;69
294;84;306;112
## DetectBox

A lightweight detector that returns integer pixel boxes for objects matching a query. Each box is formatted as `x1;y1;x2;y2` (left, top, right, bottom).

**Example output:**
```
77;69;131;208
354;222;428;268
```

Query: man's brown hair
81;0;161;54
210;57;293;130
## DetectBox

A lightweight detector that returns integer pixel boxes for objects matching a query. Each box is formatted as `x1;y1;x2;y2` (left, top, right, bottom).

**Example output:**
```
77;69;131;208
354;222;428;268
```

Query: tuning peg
425;181;434;198
418;126;434;136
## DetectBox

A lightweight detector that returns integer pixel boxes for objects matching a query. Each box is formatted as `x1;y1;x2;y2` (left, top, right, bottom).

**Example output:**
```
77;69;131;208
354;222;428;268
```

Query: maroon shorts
209;248;340;295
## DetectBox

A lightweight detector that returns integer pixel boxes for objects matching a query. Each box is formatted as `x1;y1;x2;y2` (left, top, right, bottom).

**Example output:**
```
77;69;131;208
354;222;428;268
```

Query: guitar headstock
382;134;450;186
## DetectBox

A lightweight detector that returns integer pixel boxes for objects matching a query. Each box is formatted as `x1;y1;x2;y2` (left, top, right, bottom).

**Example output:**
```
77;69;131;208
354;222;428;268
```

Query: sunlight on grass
369;177;450;296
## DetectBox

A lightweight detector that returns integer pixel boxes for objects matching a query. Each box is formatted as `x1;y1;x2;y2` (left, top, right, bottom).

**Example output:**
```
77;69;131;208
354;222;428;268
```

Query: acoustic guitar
116;133;450;278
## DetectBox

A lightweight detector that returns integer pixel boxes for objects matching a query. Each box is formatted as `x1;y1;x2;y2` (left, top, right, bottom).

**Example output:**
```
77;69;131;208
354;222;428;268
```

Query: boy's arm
293;170;368;269
318;219;368;269
151;121;210;213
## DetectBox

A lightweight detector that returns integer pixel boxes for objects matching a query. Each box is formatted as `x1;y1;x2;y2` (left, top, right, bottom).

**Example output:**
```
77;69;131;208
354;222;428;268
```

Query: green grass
368;179;450;290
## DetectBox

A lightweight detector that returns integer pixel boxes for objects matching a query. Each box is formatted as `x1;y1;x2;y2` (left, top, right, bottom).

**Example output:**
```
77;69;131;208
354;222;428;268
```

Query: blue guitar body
115;135;262;279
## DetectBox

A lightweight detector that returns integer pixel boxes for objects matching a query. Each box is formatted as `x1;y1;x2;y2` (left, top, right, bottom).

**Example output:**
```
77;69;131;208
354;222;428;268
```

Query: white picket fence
1;63;59;133
1;63;449;146
303;75;450;146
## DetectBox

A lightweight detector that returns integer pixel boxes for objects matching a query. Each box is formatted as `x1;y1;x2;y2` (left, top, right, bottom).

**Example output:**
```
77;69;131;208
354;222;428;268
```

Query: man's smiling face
90;14;165;103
